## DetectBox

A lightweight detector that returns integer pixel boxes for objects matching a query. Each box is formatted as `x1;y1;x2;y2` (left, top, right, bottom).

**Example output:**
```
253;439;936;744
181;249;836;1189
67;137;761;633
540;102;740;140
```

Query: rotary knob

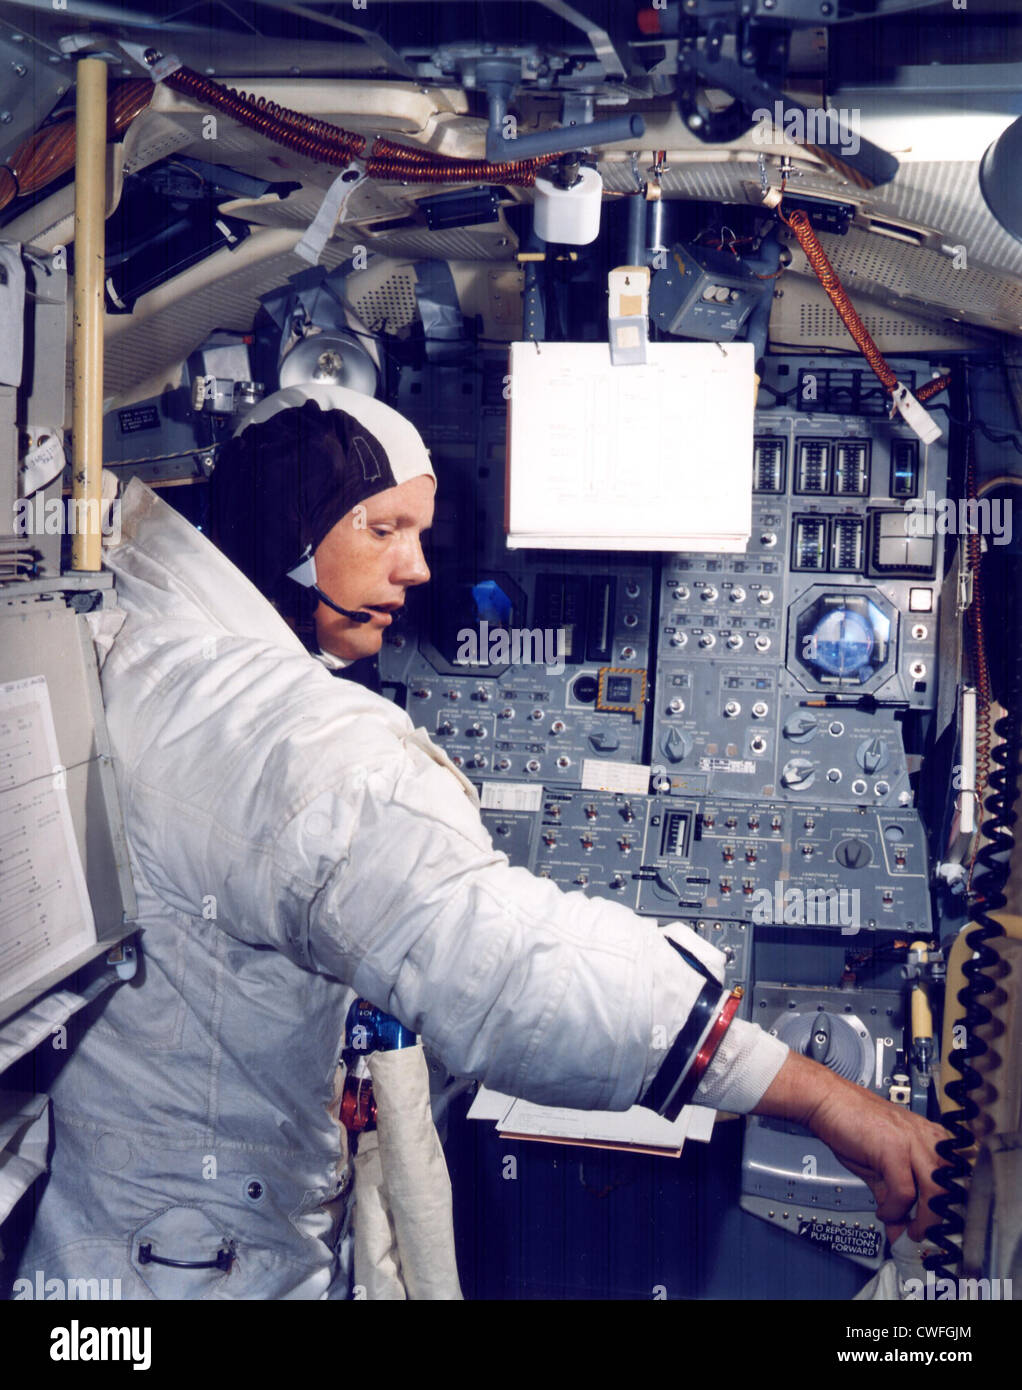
856;736;889;775
783;712;819;743
780;757;816;791
661;728;691;764
835;837;873;869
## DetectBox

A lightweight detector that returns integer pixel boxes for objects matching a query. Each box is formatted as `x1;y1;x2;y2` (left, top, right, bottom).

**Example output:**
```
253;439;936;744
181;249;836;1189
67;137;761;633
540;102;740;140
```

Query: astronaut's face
313;474;434;662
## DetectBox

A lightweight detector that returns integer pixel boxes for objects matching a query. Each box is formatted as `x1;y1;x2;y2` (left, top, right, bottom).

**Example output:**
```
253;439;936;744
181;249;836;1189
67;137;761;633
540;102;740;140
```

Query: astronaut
16;385;946;1299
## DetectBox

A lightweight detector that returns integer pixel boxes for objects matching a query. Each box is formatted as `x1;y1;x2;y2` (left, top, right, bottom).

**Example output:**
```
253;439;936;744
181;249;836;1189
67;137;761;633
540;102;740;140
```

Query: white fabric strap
294;168;366;266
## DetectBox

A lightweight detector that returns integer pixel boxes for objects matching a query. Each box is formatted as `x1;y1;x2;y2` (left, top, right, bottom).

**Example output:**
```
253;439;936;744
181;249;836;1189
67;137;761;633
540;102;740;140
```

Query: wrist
752;1050;844;1130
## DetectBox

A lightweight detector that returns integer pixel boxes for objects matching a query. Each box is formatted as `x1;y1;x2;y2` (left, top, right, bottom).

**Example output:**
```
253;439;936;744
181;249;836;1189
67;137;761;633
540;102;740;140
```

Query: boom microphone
311;586;372;624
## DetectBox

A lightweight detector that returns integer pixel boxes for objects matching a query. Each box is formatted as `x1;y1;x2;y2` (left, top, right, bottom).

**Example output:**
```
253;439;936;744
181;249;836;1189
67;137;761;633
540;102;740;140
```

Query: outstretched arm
753;1050;949;1244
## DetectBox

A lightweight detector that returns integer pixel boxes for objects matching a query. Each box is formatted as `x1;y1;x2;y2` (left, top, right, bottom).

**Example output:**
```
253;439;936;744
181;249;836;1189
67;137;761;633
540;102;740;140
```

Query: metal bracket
677;31;899;187
478;57;644;164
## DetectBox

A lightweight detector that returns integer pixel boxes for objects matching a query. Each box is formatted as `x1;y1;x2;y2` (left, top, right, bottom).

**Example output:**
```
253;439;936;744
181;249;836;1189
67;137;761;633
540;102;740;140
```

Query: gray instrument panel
382;354;942;938
652;361;947;811
479;791;930;935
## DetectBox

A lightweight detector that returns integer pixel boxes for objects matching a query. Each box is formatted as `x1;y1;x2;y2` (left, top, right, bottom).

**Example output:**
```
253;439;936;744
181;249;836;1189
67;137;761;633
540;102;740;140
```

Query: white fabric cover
234;382;436;489
368;1046;462;1300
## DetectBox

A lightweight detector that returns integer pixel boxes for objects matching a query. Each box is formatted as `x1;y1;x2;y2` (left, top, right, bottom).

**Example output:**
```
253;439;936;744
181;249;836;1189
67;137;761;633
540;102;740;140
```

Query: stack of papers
468;1086;716;1158
505;341;755;552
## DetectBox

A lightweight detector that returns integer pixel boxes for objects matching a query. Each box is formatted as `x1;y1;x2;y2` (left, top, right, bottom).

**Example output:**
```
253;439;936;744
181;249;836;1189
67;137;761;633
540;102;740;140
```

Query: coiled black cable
925;583;1021;1280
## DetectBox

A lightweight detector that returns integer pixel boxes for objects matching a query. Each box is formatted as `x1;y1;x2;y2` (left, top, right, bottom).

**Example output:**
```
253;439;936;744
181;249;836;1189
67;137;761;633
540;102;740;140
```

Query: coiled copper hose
0;61;558;217
371;136;437;165
162;64;558;185
365;149;557;184
779;205;951;405
0;79;152;214
163;66;366;163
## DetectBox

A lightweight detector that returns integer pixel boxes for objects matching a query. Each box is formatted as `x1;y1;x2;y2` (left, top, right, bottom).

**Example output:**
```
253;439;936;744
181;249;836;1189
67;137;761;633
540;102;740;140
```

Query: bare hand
755;1051;949;1244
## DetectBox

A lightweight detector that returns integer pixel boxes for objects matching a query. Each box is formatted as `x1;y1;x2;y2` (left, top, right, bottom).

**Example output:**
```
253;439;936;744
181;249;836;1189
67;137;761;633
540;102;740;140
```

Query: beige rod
70;56;107;572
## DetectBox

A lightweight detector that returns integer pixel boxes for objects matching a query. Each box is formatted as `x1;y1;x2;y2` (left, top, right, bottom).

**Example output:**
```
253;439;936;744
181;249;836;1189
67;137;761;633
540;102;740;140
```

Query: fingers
872;1158;918;1227
872;1115;948;1243
909;1138;950;1242
856;1109;946;1245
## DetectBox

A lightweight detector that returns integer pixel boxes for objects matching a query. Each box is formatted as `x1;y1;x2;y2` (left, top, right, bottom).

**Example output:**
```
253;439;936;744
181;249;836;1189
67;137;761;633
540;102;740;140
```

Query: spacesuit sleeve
278;734;788;1115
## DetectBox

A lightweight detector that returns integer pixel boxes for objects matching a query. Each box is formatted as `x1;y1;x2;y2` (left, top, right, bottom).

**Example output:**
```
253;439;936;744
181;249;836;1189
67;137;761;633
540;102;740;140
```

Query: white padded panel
771;277;987;353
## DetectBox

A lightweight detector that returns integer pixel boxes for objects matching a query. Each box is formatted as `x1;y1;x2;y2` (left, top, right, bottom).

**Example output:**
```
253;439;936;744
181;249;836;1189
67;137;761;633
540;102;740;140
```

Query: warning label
797;1219;882;1260
118;405;160;435
698;757;756;774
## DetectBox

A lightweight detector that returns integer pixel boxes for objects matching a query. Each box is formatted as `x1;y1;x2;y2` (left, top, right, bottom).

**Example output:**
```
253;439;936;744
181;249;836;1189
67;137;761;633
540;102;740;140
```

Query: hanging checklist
0;676;96;1006
506;340;755;551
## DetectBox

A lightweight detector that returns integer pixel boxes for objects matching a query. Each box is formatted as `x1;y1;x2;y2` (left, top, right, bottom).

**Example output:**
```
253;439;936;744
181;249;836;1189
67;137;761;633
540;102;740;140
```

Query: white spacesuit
18;394;788;1299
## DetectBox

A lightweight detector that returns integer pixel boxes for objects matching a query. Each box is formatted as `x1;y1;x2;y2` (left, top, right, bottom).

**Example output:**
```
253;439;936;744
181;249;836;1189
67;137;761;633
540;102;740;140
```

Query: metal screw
12;63;27;78
0;112;10;124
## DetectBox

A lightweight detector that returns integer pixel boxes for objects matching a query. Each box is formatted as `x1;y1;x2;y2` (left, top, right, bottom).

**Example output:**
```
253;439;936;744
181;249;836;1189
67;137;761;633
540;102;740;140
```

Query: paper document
468;1085;715;1155
506;341;755;551
0;676;96;1004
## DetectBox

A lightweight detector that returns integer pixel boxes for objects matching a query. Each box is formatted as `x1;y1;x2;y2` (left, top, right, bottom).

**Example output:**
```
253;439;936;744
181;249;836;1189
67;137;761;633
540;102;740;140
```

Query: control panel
652;357;947;812
480;792;752;1000
481;792;929;934
381;565;652;784
383;353;942;955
